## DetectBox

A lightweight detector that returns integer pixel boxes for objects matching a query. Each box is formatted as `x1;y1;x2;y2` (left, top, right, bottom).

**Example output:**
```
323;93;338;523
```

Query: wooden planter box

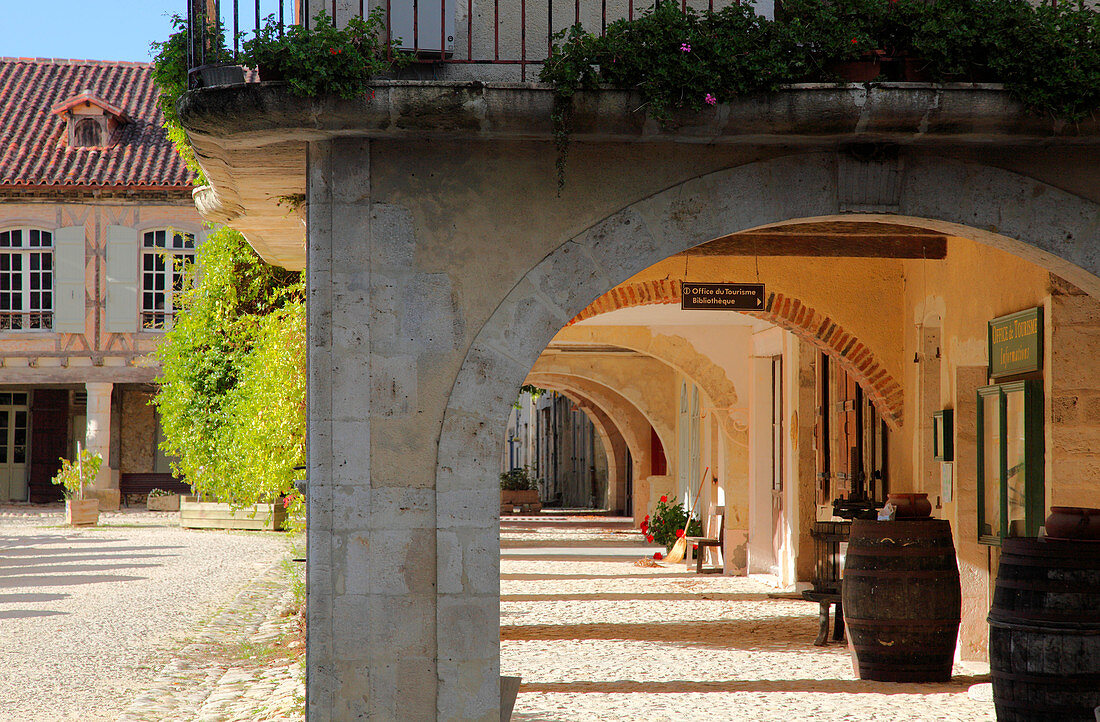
179;497;287;531
147;494;181;512
65;498;99;526
501;489;541;515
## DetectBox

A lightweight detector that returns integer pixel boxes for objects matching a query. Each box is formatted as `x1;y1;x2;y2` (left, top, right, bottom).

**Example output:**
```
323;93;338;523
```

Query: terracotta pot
887;492;933;518
1045;506;1100;541
826;57;882;83
902;57;932;82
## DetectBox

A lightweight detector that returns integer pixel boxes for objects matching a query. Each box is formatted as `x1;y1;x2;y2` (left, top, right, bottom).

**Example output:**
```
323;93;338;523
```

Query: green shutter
53;226;86;333
105;225;138;333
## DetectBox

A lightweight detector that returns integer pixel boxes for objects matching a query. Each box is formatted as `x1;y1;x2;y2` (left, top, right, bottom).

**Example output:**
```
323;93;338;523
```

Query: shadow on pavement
501;618;829;651
0;609;69;619
517;675;991;695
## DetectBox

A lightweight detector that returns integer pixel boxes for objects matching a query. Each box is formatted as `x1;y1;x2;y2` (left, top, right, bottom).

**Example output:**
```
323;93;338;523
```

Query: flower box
500;489;541;515
147;493;181;512
179;497;287;531
65;498;99;527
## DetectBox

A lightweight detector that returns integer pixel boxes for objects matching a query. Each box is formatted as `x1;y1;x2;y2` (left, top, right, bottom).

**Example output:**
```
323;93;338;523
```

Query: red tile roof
0;58;195;191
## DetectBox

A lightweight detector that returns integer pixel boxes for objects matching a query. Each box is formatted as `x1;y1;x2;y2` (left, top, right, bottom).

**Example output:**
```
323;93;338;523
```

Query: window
0;229;53;330
73;118;102;147
977;380;1044;545
141;229;194;329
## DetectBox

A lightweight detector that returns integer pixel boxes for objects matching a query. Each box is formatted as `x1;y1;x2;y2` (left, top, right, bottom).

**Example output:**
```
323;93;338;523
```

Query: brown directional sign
681;283;765;311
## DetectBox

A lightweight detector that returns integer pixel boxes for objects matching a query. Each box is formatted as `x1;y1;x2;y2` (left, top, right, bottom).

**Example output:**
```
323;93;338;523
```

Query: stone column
308;138;448;720
84;381;118;509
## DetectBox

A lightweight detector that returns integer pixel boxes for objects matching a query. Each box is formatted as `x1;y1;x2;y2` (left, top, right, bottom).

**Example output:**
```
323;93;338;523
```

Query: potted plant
147;487;182;512
500;466;541;514
52;446;103;526
242;8;406;94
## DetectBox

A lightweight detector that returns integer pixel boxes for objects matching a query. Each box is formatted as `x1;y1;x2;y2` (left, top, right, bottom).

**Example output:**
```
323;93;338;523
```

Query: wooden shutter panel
105;225;138;333
52;226;86;333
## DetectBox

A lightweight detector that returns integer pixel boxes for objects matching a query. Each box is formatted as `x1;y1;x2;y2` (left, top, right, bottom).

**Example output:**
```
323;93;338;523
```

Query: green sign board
988;307;1043;378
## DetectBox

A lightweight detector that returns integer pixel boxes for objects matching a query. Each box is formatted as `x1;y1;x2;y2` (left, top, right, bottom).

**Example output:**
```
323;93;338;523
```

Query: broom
664;466;709;564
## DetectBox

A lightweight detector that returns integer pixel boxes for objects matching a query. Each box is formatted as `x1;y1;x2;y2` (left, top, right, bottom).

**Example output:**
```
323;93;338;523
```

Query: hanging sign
681;283;765;311
988;306;1043;378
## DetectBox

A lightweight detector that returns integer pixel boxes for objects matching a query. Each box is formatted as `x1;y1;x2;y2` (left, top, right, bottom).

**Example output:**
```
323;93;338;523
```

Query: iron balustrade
184;0;743;85
0;312;53;331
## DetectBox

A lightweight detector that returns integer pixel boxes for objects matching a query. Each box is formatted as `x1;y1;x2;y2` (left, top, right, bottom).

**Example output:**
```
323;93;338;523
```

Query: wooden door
0;392;30;500
834;368;862;499
771;356;784;562
29;389;68;502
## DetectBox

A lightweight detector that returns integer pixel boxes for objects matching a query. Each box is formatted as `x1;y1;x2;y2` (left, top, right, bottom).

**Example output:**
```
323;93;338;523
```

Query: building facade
0;58;200;506
176;2;1100;718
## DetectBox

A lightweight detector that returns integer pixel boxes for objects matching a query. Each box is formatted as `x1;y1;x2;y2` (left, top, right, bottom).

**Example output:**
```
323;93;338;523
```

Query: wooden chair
684;505;724;574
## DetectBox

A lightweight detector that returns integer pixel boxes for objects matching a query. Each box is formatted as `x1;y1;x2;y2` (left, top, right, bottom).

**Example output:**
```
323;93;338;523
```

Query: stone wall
119;387;157;474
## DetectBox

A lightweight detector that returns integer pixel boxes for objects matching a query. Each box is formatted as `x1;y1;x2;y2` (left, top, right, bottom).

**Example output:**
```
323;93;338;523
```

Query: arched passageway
428;154;1100;718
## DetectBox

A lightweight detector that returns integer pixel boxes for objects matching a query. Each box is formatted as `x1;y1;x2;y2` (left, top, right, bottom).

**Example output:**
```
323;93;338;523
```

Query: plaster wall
0;200;204;376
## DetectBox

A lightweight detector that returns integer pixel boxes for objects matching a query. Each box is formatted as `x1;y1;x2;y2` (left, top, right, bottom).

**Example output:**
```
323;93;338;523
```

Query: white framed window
141;229;194;329
0;228;53;331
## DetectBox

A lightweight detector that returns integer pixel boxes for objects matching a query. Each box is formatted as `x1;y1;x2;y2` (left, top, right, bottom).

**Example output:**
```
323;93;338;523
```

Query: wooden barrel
988;538;1100;722
841;519;961;682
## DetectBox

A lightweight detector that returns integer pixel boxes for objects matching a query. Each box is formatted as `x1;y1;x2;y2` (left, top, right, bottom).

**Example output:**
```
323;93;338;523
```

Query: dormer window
73;118;103;148
50;91;128;150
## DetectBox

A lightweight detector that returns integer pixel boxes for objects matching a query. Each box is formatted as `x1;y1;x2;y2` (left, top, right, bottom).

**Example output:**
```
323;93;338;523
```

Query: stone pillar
308;138;456;720
84;381;119;510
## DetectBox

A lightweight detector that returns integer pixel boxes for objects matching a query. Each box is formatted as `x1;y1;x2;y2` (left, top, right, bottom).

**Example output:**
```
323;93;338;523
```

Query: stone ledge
179;81;1100;146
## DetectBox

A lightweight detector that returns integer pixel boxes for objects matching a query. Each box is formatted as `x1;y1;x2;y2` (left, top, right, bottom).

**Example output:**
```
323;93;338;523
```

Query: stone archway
566;281;903;426
431;153;1100;719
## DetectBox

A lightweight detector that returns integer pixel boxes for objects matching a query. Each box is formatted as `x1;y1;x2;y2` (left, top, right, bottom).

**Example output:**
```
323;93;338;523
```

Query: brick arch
569;279;903;427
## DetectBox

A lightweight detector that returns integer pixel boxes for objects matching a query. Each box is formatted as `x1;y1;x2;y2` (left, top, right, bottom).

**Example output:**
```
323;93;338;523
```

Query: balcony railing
185;0;748;83
0;312;53;331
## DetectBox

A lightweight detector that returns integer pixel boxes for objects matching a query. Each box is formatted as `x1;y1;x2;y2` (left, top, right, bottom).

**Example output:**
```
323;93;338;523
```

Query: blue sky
4;0;290;63
4;0;183;62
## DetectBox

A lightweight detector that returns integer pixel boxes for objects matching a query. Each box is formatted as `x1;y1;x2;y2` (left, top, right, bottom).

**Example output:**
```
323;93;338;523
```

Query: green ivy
153;227;304;513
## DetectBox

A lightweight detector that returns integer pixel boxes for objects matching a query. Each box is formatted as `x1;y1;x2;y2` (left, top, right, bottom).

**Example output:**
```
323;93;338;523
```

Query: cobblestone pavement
501;516;995;722
117;560;303;722
0;504;300;722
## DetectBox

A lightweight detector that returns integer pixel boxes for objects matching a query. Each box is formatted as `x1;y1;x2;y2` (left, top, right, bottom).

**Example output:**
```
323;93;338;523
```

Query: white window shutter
53;226;86;334
105;225;138;333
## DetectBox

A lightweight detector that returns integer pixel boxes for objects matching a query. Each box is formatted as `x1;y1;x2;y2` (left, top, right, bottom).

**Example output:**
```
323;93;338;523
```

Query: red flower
646;534;654;543
676;529;685;538
653;552;663;560
330;47;342;55
851;37;858;44
644;514;650;520
660;495;668;503
641;522;648;533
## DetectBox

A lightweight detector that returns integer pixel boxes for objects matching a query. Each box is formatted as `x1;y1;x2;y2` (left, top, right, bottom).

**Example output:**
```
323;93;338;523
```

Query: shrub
500;466;538;491
51;449;103;500
154;226;305;515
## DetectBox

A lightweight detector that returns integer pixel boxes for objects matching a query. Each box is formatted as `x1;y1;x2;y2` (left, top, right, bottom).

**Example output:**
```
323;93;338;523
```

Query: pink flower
680;42;691;53
705;93;717;106
653;552;664;560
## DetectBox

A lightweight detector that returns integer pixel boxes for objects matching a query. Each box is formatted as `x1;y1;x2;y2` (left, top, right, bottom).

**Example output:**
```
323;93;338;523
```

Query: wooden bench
119;473;191;507
684;506;724;574
802;589;845;646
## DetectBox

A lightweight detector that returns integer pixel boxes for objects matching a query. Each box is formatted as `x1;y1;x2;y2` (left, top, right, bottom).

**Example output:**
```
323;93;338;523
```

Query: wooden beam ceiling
687;221;948;259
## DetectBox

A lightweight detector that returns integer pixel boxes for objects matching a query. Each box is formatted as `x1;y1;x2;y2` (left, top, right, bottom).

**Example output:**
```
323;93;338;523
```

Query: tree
153;226;305;514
